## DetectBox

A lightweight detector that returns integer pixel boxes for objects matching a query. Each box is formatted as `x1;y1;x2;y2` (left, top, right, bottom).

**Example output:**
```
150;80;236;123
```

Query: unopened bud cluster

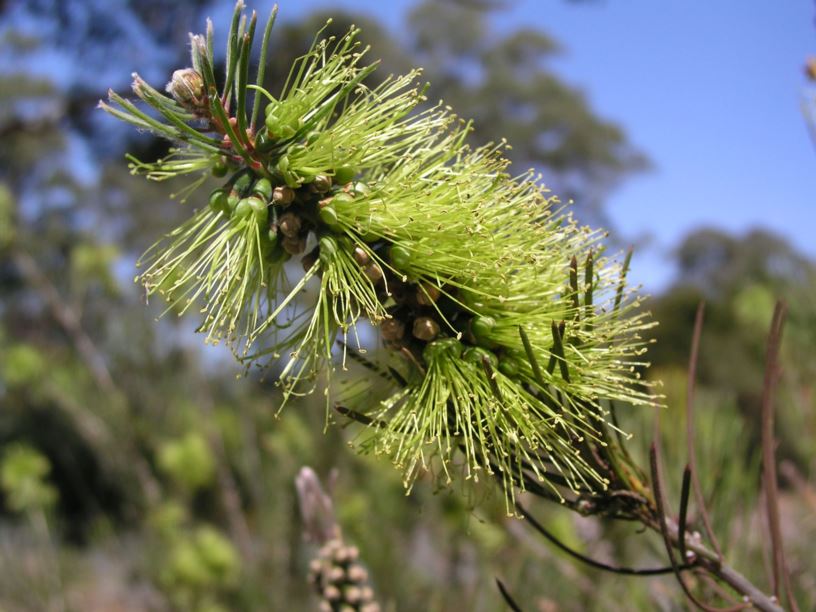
308;539;379;612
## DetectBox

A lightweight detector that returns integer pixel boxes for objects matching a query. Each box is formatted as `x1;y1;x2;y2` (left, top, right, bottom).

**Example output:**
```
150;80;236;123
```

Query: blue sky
273;0;815;291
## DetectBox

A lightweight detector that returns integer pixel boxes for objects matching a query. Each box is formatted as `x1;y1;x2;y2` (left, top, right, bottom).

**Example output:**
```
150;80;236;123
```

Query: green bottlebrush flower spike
101;1;660;513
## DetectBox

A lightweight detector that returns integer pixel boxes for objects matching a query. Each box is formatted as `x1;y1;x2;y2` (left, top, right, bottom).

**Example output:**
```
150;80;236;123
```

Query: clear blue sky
272;0;816;291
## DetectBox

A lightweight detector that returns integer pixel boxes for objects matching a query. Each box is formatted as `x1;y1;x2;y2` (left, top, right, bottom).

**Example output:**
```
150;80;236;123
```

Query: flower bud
470;315;496;343
278;212;302;238
208;189;229;215
364;263;383;285
312;174;332;193
389;244;412;271
463;346;497;368
416;283;441;306
165;68;205;112
352;246;370;266
498;355;521;378
412;317;440;342
380;319;405;341
333;166;357;185
319;235;339;267
251;177;273;201
318;204;340;229
272;186;295;206
282;236;306;255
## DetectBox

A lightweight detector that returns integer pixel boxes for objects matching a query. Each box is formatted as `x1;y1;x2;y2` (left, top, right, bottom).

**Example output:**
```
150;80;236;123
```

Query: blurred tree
648;228;816;470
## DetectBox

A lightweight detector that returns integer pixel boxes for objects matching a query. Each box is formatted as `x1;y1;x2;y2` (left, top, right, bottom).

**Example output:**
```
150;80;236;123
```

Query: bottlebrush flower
100;1;659;513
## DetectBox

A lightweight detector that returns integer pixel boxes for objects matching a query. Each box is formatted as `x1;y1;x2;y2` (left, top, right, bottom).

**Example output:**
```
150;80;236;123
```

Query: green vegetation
0;1;813;610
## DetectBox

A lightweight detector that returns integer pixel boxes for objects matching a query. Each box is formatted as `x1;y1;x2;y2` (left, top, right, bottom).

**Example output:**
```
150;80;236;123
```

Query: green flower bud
319;235;338;266
234;197;254;220
211;158;228;177
232;172;253;196
208;189;229;215
318;204;340;228
389;244;412;270
332;191;355;205
462;346;498;368
498;355;521;378
247;195;268;224
226;191;240;214
305;130;321;145
423;337;463;362
470;315;496;344
251;177;273;201
333;166;357;185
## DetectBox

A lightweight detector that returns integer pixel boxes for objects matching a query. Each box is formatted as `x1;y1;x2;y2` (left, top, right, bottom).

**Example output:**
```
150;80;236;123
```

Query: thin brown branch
649;445;747;612
516;503;686;576
685;301;723;559
495;578;523;612
678;465;692;563
760;301;799;612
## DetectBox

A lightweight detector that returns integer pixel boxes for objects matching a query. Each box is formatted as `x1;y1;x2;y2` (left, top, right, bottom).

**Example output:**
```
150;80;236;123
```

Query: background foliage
0;1;813;610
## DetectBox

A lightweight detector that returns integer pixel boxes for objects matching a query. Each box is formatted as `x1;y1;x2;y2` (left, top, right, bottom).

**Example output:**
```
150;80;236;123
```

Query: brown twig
685;301;724;559
496;578;523;612
649;445;747;612
517;503;685;576
760;301;799;612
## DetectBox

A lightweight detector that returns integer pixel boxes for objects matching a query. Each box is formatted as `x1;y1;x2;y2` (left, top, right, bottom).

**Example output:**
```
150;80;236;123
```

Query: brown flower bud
380;319;405;341
272;185;295;206
278;212;302;238
412;317;440;341
313;174;332;193
282;236;306;255
352;246;370;266
416;283;441;306
364;263;383;284
165;68;205;111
